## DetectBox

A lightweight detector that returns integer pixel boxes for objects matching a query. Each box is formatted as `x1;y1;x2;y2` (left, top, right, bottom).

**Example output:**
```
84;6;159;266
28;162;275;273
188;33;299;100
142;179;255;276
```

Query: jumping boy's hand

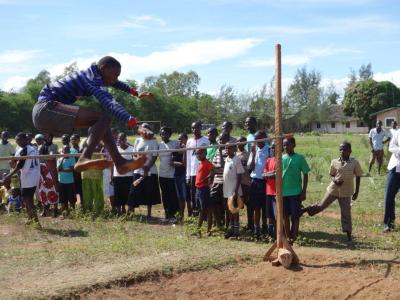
352;191;359;201
138;92;154;101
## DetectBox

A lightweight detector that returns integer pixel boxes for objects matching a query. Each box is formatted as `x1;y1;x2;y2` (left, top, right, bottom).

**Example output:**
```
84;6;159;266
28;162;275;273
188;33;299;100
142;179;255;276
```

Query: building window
331;122;335;128
345;122;350;128
385;117;396;128
316;122;321;129
356;121;365;127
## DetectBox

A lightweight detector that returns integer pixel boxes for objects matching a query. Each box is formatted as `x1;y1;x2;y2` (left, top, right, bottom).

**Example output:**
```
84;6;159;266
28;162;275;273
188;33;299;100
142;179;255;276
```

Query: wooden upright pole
264;44;299;268
274;44;284;250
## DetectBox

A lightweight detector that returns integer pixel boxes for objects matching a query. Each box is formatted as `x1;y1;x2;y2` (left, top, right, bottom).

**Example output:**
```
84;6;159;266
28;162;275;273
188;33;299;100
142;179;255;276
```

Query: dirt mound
83;250;400;300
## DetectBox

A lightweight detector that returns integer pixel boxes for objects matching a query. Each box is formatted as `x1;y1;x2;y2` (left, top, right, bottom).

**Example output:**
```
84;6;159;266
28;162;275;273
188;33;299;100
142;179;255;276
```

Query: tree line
0;62;398;134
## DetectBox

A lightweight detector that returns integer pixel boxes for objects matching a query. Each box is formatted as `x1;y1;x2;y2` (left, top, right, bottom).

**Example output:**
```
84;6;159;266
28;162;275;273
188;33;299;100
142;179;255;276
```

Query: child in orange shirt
195;148;214;236
263;142;276;239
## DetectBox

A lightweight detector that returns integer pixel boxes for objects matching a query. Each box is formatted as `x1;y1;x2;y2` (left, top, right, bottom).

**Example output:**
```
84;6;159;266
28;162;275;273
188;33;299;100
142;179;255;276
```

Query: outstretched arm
86;82;135;125
112;81;139;96
112;81;153;100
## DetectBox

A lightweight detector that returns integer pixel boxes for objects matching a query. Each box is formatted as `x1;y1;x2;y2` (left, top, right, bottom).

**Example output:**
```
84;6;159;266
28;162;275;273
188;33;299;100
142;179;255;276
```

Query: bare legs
73;108;145;173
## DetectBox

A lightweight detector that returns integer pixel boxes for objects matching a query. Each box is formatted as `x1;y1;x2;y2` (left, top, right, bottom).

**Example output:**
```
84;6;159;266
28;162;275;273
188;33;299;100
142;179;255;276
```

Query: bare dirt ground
83;249;400;300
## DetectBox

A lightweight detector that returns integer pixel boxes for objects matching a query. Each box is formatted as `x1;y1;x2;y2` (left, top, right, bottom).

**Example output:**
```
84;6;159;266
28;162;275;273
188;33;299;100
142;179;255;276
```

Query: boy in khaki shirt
303;142;363;241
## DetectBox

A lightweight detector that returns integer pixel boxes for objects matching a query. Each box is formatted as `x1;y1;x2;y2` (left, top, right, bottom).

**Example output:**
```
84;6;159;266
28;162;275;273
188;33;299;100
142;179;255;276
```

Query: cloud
226;15;400;37
374;70;400;87
1;75;30;92
242;46;362;67
47;38;262;78
244;54;310;67
121;15;167;29
0;49;42;64
66;15;169;38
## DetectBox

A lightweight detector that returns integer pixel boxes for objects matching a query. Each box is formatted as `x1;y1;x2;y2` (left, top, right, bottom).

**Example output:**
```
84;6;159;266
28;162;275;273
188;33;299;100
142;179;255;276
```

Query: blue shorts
250;179;266;209
196;187;211;211
174;174;187;201
283;195;302;218
266;195;276;219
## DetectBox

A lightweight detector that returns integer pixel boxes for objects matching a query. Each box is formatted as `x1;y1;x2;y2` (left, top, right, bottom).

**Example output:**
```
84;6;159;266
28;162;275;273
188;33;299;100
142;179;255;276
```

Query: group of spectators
0;116;399;241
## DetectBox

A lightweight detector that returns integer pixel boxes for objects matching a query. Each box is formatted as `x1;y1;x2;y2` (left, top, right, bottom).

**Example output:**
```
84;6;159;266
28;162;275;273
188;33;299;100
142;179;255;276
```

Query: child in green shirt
282;137;310;243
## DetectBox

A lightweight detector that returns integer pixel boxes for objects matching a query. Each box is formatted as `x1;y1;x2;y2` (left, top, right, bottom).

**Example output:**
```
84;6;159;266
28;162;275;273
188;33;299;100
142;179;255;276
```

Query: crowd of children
0;115;371;243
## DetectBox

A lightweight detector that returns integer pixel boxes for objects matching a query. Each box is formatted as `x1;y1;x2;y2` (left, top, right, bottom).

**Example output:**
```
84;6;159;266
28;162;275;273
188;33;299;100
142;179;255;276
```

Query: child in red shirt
263;142;276;239
195;148;214;236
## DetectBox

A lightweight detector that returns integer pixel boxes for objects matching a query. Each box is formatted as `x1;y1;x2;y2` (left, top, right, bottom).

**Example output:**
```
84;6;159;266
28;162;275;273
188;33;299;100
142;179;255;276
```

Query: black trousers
159;177;179;218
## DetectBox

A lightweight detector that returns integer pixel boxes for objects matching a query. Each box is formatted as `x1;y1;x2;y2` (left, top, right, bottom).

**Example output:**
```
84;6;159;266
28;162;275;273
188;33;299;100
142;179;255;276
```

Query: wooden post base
263;235;299;268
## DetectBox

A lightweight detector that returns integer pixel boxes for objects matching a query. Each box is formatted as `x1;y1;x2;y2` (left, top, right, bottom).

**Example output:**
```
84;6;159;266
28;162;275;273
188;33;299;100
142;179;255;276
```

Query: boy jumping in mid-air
33;56;151;174
302;142;362;241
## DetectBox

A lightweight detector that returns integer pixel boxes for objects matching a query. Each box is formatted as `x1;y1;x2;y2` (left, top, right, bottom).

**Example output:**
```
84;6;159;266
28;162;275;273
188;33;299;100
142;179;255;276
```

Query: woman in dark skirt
113;133;134;215
128;123;160;218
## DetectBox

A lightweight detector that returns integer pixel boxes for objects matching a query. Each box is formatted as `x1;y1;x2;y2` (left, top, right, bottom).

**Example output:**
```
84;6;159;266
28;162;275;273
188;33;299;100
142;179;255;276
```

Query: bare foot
74;157;113;172
116;156;146;175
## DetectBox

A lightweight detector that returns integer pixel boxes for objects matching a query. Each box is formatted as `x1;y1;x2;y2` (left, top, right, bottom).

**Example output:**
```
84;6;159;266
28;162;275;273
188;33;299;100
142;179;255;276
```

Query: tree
284;67;322;127
54;62;79;80
343;79;400;124
325;81;340;105
23;70;51;101
345;68;358;91
247;80;274;128
285;67;322;109
142;71;200;97
358;63;373;81
215;85;240;122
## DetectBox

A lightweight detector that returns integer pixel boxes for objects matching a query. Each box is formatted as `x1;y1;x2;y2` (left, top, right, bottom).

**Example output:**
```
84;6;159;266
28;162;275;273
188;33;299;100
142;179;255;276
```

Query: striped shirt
212;149;228;184
38;63;136;123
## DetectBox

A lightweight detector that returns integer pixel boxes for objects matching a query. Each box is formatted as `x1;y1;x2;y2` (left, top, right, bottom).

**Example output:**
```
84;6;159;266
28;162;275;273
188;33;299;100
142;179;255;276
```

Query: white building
311;105;369;134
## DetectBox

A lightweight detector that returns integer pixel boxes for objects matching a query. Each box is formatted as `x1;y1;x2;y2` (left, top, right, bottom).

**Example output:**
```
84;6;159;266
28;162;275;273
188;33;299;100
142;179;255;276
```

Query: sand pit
83;250;400;300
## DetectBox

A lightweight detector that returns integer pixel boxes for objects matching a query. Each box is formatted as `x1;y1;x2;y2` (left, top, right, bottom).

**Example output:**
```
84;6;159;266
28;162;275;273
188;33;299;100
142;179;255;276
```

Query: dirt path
83;250;400;300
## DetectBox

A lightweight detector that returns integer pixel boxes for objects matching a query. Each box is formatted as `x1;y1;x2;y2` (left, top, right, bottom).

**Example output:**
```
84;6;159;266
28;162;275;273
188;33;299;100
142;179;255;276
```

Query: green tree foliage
343;79;400;124
285;67;322;127
142;70;200;97
24;70;51;101
1;62;397;135
325;81;340;105
247;81;274;128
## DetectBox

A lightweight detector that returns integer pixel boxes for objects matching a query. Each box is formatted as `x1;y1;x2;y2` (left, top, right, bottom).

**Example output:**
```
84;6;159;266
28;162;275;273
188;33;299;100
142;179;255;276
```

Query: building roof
369;106;400;117
321;105;360;122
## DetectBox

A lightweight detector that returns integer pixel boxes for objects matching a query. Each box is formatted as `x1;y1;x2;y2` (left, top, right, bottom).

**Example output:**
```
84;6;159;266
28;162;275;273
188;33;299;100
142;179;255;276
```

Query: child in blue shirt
57;146;76;216
247;130;270;238
6;188;22;213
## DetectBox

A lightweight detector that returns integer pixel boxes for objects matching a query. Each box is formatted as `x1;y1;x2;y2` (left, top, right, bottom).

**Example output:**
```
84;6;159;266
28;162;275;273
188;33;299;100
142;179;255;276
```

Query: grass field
1;133;399;299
